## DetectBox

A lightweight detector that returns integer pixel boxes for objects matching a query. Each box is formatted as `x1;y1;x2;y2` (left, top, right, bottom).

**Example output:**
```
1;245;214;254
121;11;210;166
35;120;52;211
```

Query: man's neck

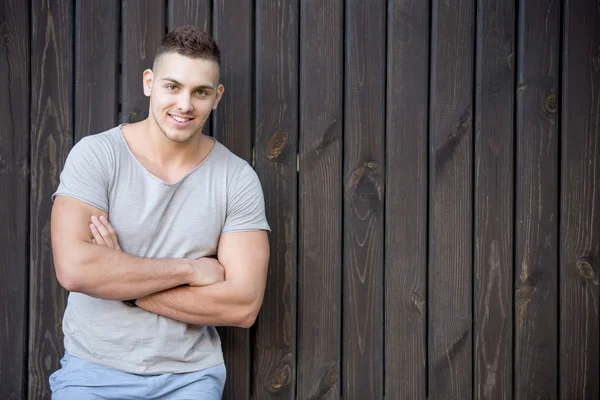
132;119;211;169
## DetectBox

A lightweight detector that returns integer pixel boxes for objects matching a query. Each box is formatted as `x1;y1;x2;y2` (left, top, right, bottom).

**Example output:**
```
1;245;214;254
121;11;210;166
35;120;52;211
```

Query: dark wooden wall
1;0;599;399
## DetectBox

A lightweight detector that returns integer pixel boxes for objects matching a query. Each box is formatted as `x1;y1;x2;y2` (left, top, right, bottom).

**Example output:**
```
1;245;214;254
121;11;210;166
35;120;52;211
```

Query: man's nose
176;93;193;112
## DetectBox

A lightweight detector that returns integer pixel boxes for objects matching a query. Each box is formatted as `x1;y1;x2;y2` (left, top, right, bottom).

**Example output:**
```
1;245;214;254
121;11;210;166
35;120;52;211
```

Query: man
49;26;270;399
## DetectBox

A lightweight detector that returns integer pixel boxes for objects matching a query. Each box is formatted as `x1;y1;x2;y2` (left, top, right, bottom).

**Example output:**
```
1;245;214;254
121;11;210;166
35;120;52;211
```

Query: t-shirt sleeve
52;136;112;212
222;164;270;234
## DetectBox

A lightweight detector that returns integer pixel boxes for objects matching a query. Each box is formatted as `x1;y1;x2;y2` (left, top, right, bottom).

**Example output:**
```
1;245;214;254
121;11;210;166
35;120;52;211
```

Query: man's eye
196;90;207;96
167;85;177;91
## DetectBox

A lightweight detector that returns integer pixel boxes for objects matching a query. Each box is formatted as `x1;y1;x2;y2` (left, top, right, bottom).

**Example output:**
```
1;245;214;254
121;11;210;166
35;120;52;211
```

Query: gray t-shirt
53;125;270;375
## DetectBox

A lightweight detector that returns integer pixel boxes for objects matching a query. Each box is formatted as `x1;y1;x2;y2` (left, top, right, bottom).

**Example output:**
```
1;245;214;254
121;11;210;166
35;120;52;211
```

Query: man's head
143;26;224;144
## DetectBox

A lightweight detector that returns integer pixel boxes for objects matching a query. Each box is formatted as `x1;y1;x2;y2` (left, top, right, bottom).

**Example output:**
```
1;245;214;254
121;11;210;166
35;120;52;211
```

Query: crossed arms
51;196;270;328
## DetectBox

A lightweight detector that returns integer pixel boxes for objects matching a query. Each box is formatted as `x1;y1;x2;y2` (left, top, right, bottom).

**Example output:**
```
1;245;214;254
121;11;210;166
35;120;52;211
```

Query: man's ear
142;69;154;97
212;84;225;110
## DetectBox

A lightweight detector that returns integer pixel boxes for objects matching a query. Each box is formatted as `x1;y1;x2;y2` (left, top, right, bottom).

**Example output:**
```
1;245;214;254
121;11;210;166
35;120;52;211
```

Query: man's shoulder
210;139;252;174
71;126;124;158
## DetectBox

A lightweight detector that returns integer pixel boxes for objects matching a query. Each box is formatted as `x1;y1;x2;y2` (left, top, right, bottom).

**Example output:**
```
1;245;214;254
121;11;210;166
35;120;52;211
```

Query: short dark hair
155;26;220;65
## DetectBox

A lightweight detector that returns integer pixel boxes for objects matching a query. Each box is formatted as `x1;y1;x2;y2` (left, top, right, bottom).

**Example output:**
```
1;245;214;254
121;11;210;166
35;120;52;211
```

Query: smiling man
49;26;270;399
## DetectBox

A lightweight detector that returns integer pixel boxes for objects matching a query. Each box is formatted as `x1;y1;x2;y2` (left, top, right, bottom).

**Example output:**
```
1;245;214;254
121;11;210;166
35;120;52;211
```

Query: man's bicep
51;196;107;279
217;230;270;297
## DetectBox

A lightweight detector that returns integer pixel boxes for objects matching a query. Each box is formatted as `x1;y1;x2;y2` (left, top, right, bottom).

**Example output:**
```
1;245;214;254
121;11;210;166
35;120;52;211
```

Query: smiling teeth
172;115;189;122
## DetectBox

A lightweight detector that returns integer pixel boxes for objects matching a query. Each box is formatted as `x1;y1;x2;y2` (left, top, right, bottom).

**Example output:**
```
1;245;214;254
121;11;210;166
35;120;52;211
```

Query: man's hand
187;257;225;286
89;216;225;287
89;216;121;250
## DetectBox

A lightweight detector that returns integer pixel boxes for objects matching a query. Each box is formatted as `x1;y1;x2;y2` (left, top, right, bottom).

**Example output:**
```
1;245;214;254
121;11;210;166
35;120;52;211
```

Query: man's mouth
169;114;194;123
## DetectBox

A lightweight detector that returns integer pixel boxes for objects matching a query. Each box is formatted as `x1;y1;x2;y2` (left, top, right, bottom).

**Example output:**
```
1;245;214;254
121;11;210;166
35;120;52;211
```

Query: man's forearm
136;280;260;328
55;242;193;301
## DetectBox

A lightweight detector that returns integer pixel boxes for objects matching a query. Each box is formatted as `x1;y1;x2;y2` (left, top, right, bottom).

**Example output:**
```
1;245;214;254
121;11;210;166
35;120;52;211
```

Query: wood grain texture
559;0;600;398
168;0;211;32
297;1;342;399
514;0;560;399
343;1;385;398
213;0;253;398
253;1;298;398
385;0;429;398
0;1;29;399
29;0;73;398
75;0;119;140
167;0;212;137
121;0;164;123
473;0;515;399
428;0;475;398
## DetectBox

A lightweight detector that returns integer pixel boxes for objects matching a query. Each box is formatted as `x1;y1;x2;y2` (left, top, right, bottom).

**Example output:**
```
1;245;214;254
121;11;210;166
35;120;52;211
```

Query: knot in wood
576;258;594;280
267;131;288;160
267;365;290;392
459;111;471;129
128;108;146;123
516;280;534;305
544;92;557;114
350;166;365;186
593;47;600;71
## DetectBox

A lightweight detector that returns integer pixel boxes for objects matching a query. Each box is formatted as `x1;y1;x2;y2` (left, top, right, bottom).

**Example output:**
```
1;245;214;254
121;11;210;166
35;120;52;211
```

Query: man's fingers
98;216;121;250
91;216;115;248
90;223;107;246
98;216;120;248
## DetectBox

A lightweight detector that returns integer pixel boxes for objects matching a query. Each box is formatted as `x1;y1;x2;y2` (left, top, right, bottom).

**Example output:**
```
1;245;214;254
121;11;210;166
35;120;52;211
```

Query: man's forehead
153;53;220;84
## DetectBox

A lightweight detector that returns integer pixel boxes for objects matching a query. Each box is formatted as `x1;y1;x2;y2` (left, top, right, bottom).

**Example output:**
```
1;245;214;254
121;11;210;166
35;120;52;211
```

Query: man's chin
164;129;200;144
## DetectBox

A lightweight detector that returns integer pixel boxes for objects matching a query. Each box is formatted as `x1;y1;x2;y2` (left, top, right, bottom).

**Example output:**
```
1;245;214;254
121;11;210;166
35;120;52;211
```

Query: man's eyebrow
161;77;214;91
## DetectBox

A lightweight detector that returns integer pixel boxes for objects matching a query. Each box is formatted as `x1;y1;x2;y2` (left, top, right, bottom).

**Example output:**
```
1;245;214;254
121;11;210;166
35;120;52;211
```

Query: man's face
143;52;224;144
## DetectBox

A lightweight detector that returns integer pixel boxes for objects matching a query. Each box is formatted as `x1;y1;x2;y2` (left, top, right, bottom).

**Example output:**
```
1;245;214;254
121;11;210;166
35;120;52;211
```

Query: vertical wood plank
213;0;253;398
253;0;298;398
29;0;73;398
559;0;600;398
428;0;475;397
473;0;515;399
75;0;119;140
385;0;429;398
167;0;212;137
514;0;560;398
121;0;164;124
168;0;211;32
0;1;30;399
297;0;343;399
343;1;385;398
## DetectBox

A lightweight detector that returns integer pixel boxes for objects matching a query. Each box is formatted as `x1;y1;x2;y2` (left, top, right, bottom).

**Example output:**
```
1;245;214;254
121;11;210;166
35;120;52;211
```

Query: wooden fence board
3;2;600;400
559;0;600;398
168;0;211;32
428;0;475;398
121;0;164;124
213;0;253;398
473;0;515;399
385;0;429;398
253;1;299;398
0;1;30;399
28;1;73;398
343;1;385;398
297;0;343;399
167;0;212;137
514;0;560;398
75;0;119;140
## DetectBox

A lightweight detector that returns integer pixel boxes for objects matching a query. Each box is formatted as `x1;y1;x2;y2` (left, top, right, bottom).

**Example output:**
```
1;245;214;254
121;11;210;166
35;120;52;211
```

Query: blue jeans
50;352;226;399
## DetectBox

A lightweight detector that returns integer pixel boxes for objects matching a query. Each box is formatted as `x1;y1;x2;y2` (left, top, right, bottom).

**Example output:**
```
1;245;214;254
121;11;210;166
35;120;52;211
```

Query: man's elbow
231;297;263;328
236;307;259;328
53;250;90;292
55;259;88;292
